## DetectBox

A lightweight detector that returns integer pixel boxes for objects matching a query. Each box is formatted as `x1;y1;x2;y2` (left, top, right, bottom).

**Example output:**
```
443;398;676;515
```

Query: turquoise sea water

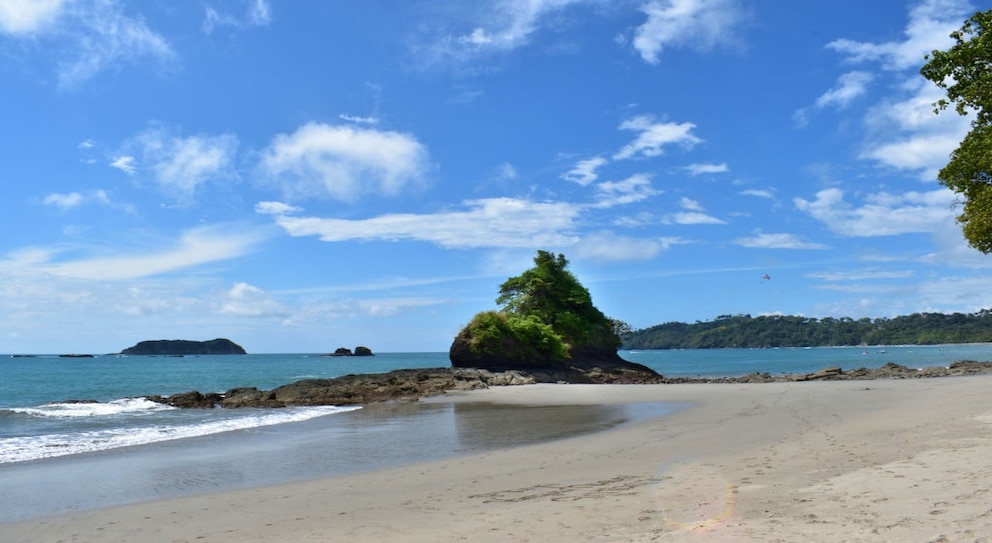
3;345;992;522
4;345;992;464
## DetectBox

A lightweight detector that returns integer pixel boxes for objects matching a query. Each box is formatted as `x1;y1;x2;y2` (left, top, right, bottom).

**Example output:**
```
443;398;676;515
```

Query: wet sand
5;376;992;542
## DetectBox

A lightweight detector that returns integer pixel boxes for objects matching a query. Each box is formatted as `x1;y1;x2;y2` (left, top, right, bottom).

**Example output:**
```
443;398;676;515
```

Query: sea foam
11;397;174;418
0;404;360;464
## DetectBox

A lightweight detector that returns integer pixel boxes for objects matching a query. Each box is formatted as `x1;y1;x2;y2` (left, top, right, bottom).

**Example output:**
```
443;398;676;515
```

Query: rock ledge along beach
140;360;992;408
6;373;992;542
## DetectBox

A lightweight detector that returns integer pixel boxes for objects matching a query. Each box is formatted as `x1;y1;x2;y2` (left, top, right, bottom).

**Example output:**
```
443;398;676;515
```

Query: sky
0;0;987;354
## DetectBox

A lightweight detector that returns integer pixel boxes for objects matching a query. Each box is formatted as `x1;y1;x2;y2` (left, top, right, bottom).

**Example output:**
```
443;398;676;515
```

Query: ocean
3;344;992;522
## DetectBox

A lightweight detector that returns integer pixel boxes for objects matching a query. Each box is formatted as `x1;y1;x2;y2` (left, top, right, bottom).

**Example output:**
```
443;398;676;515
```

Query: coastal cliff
121;338;247;355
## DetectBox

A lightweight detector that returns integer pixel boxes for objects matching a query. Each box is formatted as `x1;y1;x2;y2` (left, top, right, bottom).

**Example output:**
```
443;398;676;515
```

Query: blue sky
0;0;985;353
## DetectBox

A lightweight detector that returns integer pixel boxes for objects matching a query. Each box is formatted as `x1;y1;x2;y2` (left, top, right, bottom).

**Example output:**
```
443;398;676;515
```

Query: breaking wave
0;401;360;464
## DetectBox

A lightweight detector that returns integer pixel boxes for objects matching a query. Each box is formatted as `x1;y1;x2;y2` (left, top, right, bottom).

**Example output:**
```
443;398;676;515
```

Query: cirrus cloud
631;0;746;64
0;0;65;35
733;232;829;250
119;125;240;201
613;115;702;160
794;187;956;237
257;197;580;249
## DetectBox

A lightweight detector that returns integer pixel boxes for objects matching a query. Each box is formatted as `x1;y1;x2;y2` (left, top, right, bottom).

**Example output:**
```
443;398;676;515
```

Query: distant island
622;310;992;350
320;346;374;357
121;338;247;355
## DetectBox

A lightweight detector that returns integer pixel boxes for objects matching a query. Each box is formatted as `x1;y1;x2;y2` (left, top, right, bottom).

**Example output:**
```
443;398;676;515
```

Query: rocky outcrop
321;346;375;357
791;361;992;381
146;367;536;408
449;334;663;384
121;339;247;355
659;360;992;383
139;360;992;409
146;390;225;408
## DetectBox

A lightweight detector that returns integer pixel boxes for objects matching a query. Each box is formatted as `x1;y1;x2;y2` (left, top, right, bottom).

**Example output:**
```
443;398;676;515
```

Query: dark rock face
137;360;992;410
660;360;992;383
322;346;375;357
266;368;527;406
121;339;247;355
145;367;536;408
145;390;224;408
792;360;992;381
449;333;663;384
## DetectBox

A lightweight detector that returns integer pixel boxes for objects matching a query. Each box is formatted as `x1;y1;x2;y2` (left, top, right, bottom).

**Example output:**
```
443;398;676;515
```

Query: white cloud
860;79;970;179
255;201;301;216
631;0;745;64
494;162;518;182
260;197;580;249
684;162;728;176
0;0;174;86
794;70;874;126
918;221;992;270
612;212;656;227
203;0;272;35
663;211;725;225
660;196;724;225
593;173;659;208
680;197;703;211
125;126;239;200
110;155;136;174
794;187;956;237
43;192;84;210
246;0;270;25
217;282;286;317
429;0;586;62
258;122;431;202
815;71;874;109
57;0;175;88
42;189;116;211
733;232;829;250
562;156;608;186
0;0;65;35
808;269;915;281
826;0;971;71
572;231;678;261
339;113;379;125
802;0;971;172
739;188;775;199
613;115;701;160
23;225;266;280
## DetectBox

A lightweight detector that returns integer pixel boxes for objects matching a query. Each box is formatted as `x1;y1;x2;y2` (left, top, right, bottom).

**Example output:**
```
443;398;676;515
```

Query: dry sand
5;376;992;542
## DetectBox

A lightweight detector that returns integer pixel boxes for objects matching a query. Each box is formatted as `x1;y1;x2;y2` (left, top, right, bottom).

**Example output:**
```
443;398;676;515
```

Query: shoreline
142;359;992;409
0;396;677;524
6;376;992;541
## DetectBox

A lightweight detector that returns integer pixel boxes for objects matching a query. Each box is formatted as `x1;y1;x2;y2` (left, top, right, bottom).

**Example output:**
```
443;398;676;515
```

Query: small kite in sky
762;274;771;281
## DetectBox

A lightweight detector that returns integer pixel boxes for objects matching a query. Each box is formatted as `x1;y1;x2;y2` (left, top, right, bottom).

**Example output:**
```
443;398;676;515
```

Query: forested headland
621;310;992;349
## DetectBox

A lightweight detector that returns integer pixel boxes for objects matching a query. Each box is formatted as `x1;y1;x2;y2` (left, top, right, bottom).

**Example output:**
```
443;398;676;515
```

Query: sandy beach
5;376;992;542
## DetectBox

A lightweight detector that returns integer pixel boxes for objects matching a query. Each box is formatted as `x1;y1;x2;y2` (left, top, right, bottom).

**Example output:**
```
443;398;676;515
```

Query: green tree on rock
450;250;627;370
496;250;620;351
921;9;992;252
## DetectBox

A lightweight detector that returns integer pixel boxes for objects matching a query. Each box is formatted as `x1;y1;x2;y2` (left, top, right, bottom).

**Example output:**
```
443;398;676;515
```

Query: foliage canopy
459;251;623;361
496;250;621;351
921;9;992;252
622;310;992;350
